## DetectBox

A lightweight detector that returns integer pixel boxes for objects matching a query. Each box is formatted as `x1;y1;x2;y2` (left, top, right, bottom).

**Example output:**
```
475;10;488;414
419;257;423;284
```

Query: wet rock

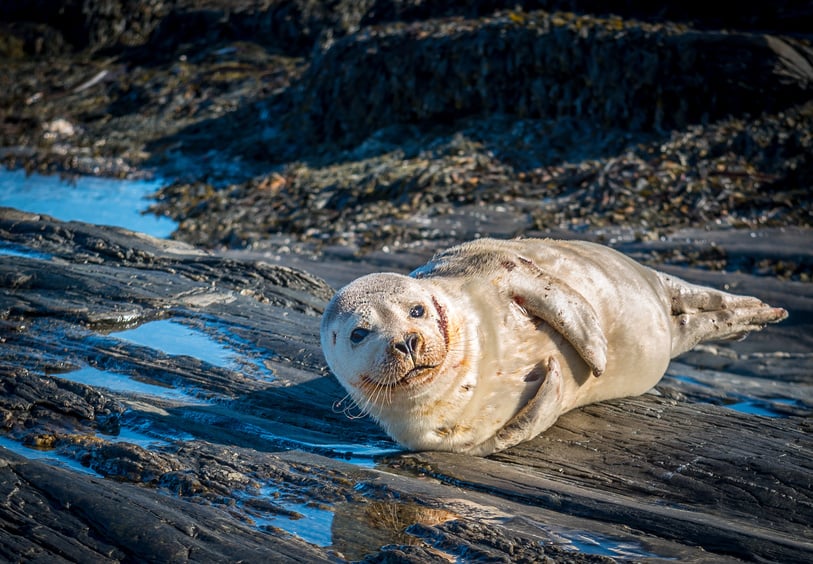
359;543;456;563
0;367;124;434
0;448;333;562
409;519;614;563
0;210;811;561
86;441;183;482
0;207;333;315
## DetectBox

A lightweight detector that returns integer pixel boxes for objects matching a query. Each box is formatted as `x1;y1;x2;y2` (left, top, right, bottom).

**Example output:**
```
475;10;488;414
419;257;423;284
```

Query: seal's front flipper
508;271;608;377
466;357;564;456
659;272;789;357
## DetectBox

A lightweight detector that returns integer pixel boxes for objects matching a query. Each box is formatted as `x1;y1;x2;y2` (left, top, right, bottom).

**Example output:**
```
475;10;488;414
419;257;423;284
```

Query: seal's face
321;273;452;415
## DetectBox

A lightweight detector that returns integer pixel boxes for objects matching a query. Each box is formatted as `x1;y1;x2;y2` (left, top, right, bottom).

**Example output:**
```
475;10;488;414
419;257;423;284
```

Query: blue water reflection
0;168;176;238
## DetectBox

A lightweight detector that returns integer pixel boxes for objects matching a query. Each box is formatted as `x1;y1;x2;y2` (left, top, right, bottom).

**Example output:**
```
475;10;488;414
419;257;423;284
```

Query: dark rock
0;448;333;562
296;11;812;146
0;366;124;434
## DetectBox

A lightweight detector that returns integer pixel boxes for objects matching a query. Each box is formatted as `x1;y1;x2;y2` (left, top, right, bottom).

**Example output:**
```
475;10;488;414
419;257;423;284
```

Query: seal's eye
349;327;370;344
409;304;425;318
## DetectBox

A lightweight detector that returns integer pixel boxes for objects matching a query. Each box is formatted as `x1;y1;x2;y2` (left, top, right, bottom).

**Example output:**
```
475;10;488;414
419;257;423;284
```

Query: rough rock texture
0;210;811;561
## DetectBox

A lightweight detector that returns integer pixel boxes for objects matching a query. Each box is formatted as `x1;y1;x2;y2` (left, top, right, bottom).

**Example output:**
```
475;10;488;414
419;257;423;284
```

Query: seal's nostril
406;332;421;353
392;332;421;356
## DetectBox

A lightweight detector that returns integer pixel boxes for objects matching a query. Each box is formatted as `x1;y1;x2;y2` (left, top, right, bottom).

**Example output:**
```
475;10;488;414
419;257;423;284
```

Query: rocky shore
1;1;812;562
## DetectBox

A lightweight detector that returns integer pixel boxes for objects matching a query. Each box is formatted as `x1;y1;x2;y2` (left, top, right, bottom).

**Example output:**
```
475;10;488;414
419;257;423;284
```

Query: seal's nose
392;332;422;357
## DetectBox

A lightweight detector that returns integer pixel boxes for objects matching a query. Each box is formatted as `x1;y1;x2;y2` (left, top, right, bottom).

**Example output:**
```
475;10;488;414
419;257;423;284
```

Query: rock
0;209;811;561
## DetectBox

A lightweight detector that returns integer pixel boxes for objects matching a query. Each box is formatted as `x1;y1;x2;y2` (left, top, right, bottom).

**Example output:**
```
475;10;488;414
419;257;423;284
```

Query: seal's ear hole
409;304;425;318
350;327;370;344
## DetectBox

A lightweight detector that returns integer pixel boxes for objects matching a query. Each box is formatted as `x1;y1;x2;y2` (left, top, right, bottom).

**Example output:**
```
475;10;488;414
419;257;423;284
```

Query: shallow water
0;168;176;238
110;318;275;381
666;369;807;418
559;529;669;559
182;412;398;467
112;319;241;371
58;366;210;404
248;485;335;546
0;241;53;260
97;426;171;448
723;397;804;418
0;434;101;476
254;432;399;467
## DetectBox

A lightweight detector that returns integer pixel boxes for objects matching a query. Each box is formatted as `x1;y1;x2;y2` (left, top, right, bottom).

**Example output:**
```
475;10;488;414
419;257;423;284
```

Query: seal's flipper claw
509;273;608;377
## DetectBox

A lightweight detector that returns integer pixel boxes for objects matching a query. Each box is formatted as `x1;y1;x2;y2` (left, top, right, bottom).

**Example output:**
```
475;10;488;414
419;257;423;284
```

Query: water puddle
315;443;401;467
207;321;277;381
58;366;209;404
554;528;669;560
0;241;53;260
244;486;335;547
96;426;171;449
665;367;809;418
179;411;398;466
722;398;804;418
0;168;176;238
110;318;275;381
117;413;198;445
332;500;459;561
0;434;100;476
112;319;239;370
242;488;460;557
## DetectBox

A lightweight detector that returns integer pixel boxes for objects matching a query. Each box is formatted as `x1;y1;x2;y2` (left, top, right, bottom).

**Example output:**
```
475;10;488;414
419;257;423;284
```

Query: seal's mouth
401;364;439;385
358;364;439;394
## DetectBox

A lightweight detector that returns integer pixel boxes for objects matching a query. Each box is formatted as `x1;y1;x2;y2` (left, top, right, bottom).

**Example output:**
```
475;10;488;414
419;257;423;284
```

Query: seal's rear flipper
660;272;789;358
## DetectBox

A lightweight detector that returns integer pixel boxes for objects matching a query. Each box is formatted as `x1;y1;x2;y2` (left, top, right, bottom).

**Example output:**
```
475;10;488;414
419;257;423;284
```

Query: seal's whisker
375;380;390;407
345;406;368;420
356;388;375;415
335;391;375;420
364;379;388;416
384;380;394;406
332;393;353;413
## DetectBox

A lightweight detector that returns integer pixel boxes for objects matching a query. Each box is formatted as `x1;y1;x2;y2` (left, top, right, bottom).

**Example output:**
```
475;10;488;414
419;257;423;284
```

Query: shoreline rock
0;209;811;561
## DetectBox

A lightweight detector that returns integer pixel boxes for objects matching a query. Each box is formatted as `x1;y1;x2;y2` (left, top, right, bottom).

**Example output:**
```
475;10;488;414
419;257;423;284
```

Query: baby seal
321;238;787;455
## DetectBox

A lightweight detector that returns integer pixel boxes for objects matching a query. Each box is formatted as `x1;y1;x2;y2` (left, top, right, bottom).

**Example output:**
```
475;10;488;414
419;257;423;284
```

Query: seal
320;238;788;455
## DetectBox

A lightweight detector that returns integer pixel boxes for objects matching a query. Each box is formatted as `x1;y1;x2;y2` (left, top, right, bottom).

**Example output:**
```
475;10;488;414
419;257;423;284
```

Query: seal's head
321;273;455;418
